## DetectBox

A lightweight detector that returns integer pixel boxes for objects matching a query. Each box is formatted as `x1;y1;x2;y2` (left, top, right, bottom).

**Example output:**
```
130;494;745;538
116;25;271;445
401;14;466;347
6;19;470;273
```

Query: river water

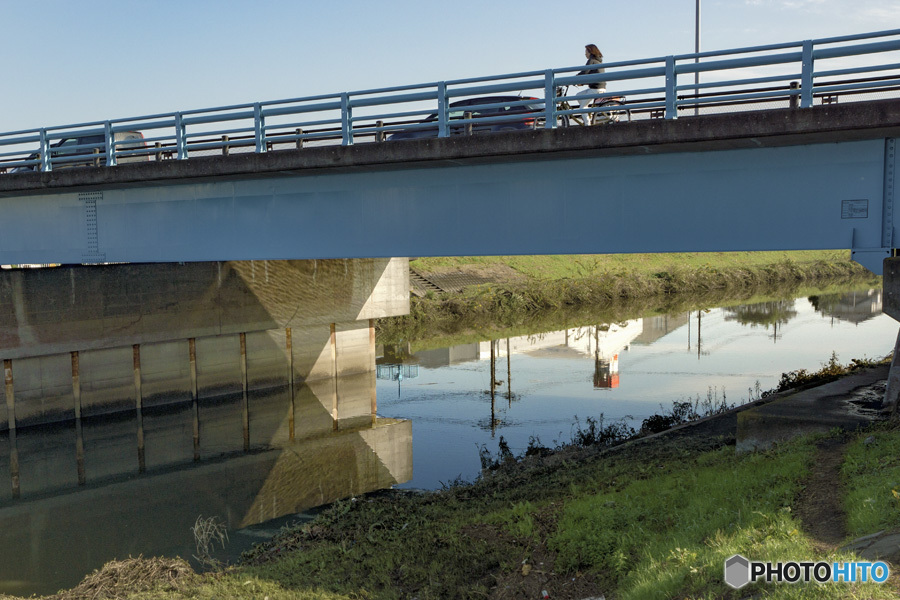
376;287;895;490
0;285;894;596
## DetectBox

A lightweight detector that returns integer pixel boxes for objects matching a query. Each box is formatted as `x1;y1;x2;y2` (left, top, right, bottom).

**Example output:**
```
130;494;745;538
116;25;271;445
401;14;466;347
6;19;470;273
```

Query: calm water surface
0;286;893;596
377;289;894;489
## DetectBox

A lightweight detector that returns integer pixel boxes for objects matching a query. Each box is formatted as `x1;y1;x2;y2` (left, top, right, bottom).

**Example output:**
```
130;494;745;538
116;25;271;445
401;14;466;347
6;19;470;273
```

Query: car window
52;139;79;155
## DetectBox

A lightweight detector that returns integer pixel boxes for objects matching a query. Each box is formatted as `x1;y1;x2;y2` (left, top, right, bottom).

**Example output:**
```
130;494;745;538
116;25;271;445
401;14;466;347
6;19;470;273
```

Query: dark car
387;96;544;140
8;131;146;173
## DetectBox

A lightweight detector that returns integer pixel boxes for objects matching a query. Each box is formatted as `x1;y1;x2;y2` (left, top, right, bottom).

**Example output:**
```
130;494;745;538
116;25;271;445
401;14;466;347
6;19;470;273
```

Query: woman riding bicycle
576;44;606;125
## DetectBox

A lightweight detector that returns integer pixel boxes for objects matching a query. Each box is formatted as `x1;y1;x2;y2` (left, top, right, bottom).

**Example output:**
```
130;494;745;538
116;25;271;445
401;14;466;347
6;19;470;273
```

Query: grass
842;421;900;538
382;251;879;347
550;436;894;599
411;250;864;282
31;420;900;599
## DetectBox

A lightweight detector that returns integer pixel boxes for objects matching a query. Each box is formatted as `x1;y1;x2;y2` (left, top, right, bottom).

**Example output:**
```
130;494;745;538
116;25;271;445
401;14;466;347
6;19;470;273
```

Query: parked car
9;131;147;173
387;96;544;140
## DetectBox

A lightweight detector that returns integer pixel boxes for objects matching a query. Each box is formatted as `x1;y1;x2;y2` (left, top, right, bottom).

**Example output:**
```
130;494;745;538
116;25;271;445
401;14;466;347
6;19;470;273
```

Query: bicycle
555;85;628;127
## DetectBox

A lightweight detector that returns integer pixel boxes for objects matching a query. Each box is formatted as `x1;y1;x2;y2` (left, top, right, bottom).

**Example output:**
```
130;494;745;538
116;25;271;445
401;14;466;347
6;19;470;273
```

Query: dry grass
51;557;197;600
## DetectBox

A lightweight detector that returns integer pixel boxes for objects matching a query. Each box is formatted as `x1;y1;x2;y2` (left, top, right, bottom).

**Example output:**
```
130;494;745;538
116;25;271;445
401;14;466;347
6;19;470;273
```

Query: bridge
1;29;899;273
1;29;900;495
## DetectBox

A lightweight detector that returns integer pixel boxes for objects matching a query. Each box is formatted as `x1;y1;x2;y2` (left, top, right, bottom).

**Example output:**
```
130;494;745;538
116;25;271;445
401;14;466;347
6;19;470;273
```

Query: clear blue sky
1;0;898;133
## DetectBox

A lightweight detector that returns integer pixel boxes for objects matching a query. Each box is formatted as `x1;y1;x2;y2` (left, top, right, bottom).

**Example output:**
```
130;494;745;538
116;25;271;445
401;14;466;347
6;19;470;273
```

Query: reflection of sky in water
377;292;895;490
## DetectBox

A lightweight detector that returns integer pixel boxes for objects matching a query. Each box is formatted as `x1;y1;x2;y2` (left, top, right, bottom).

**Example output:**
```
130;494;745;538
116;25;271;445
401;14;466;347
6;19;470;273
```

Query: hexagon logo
724;554;751;589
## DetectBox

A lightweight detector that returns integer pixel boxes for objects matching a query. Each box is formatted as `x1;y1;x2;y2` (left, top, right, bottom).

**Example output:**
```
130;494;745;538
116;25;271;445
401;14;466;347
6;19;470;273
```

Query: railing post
39;128;50;172
175;113;187;160
341;93;353;146
801;40;814;108
789;81;800;109
295;128;303;149
254;103;265;153
437;82;448;138
222;135;230;156
544;69;556;129
665;55;678;120
154;142;162;162
105;121;116;166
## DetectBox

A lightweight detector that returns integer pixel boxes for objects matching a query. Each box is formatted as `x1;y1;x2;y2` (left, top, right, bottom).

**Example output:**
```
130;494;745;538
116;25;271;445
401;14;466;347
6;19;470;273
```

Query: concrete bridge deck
0;100;898;271
3;100;899;193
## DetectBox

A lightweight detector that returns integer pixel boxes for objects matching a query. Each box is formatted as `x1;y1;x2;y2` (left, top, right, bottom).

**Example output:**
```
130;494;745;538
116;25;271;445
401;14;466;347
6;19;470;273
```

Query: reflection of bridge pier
0;258;409;500
0;415;411;596
0;257;413;594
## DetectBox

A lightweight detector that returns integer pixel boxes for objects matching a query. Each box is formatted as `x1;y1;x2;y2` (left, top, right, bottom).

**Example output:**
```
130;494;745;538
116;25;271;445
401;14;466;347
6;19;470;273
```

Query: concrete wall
0;257;408;360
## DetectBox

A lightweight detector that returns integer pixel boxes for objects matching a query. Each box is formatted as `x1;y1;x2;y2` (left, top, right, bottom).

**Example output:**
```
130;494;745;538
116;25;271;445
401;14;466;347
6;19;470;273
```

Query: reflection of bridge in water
0;411;410;596
0;258;412;595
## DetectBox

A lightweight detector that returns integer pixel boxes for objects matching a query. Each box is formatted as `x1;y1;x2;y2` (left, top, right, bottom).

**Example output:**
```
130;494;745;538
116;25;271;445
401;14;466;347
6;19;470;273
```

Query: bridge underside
0;101;898;273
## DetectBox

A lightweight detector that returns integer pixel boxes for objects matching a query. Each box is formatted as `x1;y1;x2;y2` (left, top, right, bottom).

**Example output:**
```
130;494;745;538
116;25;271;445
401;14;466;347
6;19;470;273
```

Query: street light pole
695;0;701;115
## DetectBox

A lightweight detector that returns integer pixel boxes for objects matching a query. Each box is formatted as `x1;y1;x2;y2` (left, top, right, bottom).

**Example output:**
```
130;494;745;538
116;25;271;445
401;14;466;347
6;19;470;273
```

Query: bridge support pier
883;257;900;416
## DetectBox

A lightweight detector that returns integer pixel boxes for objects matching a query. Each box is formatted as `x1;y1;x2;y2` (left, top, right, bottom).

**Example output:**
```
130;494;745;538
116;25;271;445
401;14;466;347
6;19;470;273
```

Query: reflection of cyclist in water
576;44;607;125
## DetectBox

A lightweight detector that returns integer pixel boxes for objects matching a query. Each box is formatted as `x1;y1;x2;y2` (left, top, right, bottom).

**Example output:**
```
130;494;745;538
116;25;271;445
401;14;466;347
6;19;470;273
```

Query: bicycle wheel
556;113;570;128
594;100;625;125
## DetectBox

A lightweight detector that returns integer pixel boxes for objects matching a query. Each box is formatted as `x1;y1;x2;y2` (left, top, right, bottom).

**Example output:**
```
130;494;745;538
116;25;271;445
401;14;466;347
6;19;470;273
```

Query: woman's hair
585;44;602;59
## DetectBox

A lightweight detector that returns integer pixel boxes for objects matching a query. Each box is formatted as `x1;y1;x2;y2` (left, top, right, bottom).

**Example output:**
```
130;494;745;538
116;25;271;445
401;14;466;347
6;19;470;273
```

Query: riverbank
27;361;900;600
382;250;879;345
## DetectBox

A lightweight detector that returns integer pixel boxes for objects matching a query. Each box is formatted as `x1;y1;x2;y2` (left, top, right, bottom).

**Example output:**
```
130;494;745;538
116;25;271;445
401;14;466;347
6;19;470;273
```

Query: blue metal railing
2;28;900;173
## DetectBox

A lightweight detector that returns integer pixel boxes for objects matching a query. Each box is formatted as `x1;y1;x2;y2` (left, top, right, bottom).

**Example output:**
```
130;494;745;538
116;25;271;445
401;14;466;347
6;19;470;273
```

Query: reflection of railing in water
376;364;419;381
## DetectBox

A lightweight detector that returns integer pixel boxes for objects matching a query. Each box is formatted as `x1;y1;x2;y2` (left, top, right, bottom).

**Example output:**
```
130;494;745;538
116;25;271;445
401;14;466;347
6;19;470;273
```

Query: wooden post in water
370;320;377;422
189;338;200;460
697;310;702;359
133;345;145;472
240;333;249;451
72;352;85;485
490;339;496;433
286;328;295;441
4;360;19;499
506;338;512;405
330;324;339;430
